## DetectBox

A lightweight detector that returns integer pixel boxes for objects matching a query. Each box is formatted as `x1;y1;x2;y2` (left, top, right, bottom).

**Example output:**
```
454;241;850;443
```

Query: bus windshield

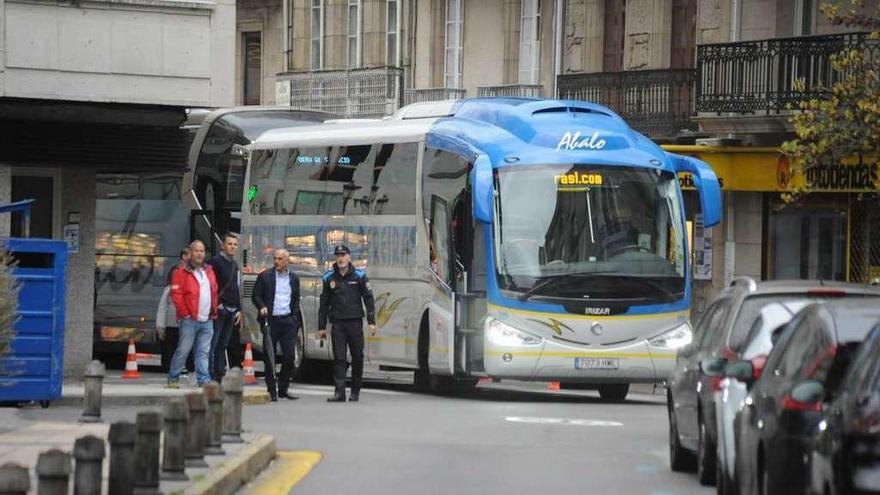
494;164;686;302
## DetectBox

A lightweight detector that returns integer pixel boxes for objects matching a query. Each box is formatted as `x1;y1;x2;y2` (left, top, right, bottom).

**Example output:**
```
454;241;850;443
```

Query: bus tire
299;358;332;384
597;383;629;401
414;312;432;392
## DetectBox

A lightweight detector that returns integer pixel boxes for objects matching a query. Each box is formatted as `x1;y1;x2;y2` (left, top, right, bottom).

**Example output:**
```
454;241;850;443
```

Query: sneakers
165;381;180;389
349;391;360;402
326;395;346;403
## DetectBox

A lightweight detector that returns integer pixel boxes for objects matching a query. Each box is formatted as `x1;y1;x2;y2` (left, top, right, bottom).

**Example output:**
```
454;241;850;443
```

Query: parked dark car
668;278;880;487
733;300;880;495
809;323;880;495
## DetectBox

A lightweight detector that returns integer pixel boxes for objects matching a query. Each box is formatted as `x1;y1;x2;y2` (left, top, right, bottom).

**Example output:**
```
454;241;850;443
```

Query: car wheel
669;400;697;472
597;383;629;401
698;416;718;486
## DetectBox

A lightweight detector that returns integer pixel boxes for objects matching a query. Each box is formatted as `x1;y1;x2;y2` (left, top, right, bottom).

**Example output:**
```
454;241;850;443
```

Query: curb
55;389;270;407
183;433;277;495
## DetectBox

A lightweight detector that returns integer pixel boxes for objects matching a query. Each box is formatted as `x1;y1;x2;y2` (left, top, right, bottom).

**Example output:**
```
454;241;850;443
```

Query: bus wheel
598;384;629;401
299;358;332;384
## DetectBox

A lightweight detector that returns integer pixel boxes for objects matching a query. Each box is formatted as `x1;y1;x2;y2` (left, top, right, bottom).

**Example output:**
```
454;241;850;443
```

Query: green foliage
781;1;880;201
0;248;18;375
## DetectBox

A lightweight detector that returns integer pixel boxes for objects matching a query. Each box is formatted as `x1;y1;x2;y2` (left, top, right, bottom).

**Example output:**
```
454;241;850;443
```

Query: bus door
428;195;457;376
452;190;486;375
189;209;217;255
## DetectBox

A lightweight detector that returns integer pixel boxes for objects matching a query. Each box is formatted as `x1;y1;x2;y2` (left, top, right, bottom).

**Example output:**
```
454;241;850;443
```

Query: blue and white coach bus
238;98;721;400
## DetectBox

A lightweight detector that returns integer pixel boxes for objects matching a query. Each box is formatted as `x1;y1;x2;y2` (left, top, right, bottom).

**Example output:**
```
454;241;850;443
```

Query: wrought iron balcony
276;66;403;118
696;32;880;114
556;69;696;139
477;84;544;98
403;87;466;105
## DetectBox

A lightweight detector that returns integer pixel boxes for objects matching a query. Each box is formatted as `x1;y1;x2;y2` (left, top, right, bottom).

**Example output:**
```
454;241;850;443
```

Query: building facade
0;0;236;375
237;0;879;313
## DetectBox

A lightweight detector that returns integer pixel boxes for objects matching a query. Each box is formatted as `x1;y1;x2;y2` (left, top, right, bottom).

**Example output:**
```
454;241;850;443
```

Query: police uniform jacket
318;263;376;328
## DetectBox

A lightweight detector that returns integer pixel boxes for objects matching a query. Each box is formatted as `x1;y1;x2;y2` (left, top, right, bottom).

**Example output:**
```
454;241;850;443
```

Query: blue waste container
0;237;68;405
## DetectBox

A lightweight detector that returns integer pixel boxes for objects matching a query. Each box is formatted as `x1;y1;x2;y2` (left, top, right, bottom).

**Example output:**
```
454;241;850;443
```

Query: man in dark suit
251;248;301;401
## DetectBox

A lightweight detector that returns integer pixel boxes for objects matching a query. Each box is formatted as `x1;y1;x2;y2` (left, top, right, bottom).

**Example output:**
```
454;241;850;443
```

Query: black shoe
349;392;360;402
279;392;299;400
270;392;278;402
327;395;346;403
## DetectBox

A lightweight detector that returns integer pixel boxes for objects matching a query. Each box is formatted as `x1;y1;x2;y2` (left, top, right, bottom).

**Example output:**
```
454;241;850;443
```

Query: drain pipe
553;0;563;97
282;0;290;72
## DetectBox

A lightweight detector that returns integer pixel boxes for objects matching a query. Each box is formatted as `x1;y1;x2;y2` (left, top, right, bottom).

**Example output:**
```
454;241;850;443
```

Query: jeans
168;318;213;385
263;315;298;396
209;308;237;381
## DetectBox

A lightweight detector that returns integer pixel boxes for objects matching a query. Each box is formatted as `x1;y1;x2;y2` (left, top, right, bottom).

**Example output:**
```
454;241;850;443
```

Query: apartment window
348;0;361;69
444;0;463;88
387;0;400;66
243;32;262;105
518;0;541;84
311;0;324;70
794;0;814;36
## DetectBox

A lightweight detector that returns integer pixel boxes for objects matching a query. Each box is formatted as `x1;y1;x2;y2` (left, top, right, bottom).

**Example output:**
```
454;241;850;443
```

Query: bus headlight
648;322;692;350
486;318;543;346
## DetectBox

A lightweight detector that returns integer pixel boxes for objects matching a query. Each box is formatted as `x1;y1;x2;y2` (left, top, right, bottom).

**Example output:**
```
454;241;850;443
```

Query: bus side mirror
472;155;493;224
668;153;722;228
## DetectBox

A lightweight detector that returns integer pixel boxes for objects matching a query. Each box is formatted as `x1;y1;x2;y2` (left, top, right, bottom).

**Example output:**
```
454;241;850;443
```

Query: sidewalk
58;370;271;407
0;373;276;495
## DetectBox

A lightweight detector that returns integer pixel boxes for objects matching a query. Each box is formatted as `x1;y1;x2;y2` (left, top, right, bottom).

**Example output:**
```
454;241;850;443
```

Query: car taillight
782;394;821;412
752;355;768;380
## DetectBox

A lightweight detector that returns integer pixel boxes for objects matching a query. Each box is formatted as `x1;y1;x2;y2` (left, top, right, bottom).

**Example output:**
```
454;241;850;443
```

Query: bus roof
250;98;677;172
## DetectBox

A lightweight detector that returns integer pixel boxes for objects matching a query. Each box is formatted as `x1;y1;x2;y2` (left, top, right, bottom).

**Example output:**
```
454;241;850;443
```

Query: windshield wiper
517;271;614;302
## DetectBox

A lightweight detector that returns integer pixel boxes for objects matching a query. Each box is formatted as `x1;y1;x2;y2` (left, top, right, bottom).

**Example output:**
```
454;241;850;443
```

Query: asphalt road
240;376;713;495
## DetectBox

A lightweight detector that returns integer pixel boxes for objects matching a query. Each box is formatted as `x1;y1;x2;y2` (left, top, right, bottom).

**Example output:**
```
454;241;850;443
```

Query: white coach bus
237;98;722;400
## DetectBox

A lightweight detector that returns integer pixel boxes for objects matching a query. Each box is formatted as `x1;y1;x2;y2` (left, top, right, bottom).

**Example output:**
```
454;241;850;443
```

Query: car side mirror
791;380;825;404
700;357;728;377
724;360;755;384
770;323;788;346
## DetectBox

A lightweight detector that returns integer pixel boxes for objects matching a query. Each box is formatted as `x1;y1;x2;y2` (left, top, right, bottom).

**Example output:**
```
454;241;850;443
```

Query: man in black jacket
206;233;242;383
318;244;376;403
252;248;301;401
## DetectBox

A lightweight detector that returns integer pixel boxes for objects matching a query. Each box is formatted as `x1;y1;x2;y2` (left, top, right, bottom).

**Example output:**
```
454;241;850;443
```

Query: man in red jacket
167;239;218;387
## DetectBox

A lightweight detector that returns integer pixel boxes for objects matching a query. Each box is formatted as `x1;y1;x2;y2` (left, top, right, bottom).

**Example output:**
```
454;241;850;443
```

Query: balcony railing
696;32;880;114
403;87;466;105
477;84;544;98
556;69;697;138
277;66;403;118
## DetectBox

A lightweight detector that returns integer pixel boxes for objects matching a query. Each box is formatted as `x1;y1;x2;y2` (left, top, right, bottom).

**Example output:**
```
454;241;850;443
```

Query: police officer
317;244;376;402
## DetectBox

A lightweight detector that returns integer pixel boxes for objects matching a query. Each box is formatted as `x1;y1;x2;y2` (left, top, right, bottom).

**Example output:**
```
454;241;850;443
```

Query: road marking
246;450;322;495
504;416;623;427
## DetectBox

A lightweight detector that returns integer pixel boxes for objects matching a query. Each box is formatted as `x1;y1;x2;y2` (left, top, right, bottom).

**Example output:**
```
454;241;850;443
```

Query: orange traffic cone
547;381;560;391
243;342;257;385
121;338;141;379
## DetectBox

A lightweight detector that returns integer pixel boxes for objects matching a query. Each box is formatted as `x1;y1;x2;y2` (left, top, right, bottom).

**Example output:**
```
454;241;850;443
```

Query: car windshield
493;164;686;302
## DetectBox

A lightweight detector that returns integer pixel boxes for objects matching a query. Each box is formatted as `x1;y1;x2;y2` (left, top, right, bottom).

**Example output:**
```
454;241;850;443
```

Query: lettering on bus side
556;131;606;151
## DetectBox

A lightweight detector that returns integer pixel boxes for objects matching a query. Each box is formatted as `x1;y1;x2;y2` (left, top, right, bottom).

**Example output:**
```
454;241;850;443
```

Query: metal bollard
222;368;244;443
108;422;136;495
0;463;30;495
202;383;225;456
161;398;189;481
36;450;71;495
79;360;105;423
184;392;209;468
133;411;162;495
73;436;105;495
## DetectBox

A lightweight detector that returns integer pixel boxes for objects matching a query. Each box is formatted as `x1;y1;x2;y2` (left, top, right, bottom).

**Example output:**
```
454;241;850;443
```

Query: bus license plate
575;357;619;370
